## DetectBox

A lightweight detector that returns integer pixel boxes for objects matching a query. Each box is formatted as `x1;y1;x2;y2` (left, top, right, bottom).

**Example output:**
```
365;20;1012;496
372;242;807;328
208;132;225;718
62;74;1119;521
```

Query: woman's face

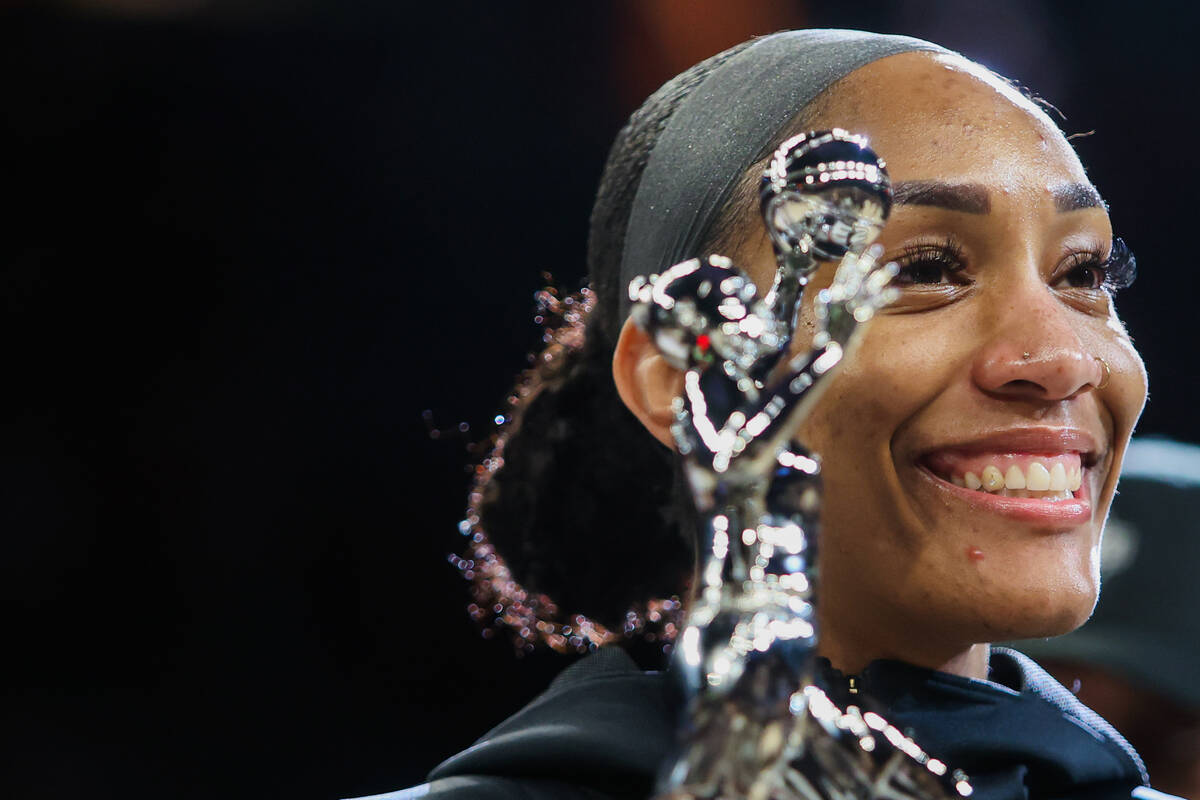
737;52;1147;662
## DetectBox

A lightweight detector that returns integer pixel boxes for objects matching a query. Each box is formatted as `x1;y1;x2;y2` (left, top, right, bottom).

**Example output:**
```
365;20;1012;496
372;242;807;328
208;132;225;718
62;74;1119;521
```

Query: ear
612;316;685;448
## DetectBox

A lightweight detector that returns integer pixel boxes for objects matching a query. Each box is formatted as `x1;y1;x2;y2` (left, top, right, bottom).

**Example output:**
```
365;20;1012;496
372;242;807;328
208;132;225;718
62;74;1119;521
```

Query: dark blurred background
1;1;1196;798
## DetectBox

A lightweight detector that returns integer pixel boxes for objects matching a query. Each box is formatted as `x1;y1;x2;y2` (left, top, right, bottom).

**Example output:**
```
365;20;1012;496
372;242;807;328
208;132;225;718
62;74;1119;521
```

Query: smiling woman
668;50;1152;681
360;30;1176;800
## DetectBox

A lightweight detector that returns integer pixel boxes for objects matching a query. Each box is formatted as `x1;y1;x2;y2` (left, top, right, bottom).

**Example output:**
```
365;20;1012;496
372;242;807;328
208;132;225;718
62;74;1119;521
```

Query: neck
816;607;991;681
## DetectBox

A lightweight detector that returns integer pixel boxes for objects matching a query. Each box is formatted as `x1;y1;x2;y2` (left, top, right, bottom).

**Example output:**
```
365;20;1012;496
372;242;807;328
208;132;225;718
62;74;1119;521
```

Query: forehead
812;51;1090;190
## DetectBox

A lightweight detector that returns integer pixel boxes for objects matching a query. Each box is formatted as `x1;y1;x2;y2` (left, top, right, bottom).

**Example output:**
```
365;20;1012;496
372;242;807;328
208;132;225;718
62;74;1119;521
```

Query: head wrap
618;29;950;316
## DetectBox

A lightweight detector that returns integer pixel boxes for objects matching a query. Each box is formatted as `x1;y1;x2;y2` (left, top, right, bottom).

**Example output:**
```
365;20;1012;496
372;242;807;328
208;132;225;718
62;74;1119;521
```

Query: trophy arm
690;341;837;489
700;244;897;485
811;243;898;350
752;248;820;383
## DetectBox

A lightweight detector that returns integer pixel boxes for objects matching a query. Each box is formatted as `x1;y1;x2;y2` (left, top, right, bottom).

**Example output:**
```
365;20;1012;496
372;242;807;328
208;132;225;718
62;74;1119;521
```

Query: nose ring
1094;355;1111;389
1022;351;1032;360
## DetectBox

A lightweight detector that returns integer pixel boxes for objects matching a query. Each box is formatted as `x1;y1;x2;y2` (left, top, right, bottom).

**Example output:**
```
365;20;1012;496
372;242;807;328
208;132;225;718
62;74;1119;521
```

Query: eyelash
891;236;968;286
891;236;1138;292
1062;237;1137;292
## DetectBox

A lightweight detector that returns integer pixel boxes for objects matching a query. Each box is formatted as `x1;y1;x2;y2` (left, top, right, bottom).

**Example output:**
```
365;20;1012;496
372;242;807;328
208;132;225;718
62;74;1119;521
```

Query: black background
2;1;1196;798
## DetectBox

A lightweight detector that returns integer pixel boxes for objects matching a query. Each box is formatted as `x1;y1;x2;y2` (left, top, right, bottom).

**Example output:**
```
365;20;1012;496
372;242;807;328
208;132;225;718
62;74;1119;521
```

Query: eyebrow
1051;182;1107;212
892;180;1109;214
892;181;990;214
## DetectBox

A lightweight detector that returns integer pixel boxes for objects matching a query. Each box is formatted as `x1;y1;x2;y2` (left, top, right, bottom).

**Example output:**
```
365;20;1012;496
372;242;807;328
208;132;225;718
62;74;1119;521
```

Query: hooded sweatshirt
349;647;1182;800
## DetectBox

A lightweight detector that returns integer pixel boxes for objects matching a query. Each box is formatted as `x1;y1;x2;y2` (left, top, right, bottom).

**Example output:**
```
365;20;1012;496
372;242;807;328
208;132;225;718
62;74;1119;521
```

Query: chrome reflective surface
630;130;971;800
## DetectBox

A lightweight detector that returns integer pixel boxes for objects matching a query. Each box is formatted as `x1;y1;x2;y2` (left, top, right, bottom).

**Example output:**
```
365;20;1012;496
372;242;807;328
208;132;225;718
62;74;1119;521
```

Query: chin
892;528;1103;649
969;557;1100;643
991;595;1096;641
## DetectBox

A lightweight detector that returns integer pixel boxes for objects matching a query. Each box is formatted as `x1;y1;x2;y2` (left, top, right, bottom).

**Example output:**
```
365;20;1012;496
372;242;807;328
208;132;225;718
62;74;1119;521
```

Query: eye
1059;251;1105;289
891;237;969;287
1057;238;1137;292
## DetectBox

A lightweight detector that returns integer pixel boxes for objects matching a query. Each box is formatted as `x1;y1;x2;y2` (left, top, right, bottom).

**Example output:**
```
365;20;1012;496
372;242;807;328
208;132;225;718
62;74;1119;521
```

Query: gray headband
618;29;949;316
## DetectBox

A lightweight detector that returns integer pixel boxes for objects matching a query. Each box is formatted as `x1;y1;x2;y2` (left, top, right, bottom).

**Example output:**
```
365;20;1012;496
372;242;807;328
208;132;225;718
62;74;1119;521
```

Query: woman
366;30;1171;800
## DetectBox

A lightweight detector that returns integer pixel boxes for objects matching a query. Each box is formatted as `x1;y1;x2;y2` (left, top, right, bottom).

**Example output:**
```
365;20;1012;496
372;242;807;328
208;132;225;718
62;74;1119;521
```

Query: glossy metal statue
629;130;971;800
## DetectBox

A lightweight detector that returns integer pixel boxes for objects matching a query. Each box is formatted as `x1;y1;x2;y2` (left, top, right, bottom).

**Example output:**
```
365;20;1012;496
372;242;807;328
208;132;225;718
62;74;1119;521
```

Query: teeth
1049;462;1067;491
950;461;1084;500
981;465;1005;491
1027;462;1051;491
1004;465;1026;490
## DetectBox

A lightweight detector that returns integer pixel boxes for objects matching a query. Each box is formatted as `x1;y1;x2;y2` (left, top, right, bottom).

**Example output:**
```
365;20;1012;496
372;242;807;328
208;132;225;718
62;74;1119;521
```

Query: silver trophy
629;130;971;800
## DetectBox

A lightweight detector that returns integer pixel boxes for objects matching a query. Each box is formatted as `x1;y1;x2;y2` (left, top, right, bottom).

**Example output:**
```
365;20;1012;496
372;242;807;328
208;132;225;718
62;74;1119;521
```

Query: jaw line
1089;441;1122;526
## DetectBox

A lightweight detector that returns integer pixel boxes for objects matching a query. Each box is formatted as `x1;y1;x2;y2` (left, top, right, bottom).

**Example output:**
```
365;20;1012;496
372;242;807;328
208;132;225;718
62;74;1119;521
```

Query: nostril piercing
1022;352;1032;360
1095;355;1111;389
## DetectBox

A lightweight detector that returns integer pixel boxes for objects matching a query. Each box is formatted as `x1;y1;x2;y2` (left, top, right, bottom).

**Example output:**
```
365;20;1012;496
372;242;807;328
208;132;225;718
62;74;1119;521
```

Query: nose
972;285;1103;403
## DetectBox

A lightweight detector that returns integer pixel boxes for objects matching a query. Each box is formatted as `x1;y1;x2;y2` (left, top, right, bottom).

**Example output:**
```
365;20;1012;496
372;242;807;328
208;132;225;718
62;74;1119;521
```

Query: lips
914;428;1101;525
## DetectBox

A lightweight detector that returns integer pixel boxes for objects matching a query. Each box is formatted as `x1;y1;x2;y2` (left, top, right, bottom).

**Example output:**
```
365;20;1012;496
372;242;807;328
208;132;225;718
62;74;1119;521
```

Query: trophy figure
629;130;971;800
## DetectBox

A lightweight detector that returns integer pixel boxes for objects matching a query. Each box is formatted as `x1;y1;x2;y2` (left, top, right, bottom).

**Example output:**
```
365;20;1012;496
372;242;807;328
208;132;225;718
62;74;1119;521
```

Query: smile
923;452;1083;502
914;429;1101;525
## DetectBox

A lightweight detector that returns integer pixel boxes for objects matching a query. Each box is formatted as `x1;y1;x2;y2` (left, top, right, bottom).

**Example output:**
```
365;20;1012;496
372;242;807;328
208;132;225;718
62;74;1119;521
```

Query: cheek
1107;330;1148;433
795;310;978;585
1090;315;1147;526
799;349;901;456
798;313;963;455
795;316;964;562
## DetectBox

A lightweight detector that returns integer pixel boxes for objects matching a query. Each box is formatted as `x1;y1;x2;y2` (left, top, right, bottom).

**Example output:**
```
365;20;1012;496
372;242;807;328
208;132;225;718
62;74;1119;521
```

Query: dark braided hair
457;39;811;655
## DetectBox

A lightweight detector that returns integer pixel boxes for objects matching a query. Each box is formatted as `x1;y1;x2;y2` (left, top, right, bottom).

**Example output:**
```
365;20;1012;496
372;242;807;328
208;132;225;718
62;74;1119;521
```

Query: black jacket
352;647;1181;800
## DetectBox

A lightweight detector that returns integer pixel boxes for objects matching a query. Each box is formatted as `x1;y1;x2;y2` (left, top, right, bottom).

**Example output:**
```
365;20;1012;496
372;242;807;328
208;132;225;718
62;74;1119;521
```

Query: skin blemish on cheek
966;546;986;563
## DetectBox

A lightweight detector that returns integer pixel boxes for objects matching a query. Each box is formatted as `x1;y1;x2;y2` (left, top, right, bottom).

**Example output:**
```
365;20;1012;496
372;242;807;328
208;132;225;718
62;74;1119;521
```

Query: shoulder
991;646;1149;784
860;648;1174;799
991;647;1187;799
346;647;675;800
